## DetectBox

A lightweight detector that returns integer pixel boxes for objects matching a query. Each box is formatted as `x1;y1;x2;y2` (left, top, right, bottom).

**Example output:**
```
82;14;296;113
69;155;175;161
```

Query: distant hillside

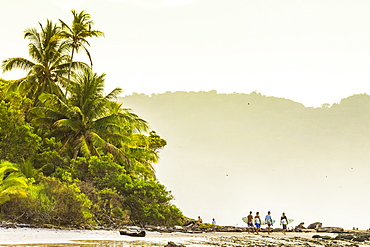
119;91;370;163
118;91;370;228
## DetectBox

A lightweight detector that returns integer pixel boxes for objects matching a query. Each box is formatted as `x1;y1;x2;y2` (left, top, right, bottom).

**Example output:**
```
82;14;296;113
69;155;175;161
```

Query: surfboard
242;217;276;225
242;217;293;225
242;217;248;224
263;219;276;225
281;218;294;224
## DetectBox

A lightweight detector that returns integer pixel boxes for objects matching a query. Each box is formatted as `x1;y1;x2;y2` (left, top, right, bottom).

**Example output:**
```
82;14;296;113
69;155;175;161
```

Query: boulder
307;222;322;229
294;222;306;232
312;235;332;240
316;227;344;233
165;241;186;247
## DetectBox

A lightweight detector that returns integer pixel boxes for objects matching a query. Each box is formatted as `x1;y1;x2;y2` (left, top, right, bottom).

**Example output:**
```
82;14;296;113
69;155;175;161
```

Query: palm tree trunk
65;47;75;98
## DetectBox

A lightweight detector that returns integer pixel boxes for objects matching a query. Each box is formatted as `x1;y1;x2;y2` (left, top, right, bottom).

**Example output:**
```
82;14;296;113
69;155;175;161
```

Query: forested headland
0;11;183;228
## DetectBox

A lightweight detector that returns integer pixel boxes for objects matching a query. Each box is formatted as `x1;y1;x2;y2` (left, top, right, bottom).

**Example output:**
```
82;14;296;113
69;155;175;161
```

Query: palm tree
0;161;28;205
59;9;104;97
1;20;88;105
123;131;167;179
30;68;148;161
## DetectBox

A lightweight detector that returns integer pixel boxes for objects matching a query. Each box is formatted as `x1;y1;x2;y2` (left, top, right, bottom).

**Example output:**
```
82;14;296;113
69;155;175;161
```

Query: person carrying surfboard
265;211;273;234
246;211;254;233
254;212;261;234
280;212;288;235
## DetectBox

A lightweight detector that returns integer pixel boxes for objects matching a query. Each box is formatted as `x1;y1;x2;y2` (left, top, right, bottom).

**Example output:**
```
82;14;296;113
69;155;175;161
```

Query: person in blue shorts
254;212;261;234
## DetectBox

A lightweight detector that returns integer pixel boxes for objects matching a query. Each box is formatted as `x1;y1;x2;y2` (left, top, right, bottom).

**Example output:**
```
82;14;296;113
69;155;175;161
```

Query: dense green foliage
0;10;183;227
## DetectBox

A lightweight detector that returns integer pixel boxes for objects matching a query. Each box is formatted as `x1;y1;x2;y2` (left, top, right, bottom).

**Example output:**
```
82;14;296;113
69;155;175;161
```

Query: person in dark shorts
247;211;254;233
265;211;273;234
280;212;288;235
254;212;261;234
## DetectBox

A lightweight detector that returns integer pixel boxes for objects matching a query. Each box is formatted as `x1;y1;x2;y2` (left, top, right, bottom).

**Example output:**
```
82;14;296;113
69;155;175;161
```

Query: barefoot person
265;211;273;234
280;212;288;234
254;212;261;234
197;216;203;223
247;211;254;233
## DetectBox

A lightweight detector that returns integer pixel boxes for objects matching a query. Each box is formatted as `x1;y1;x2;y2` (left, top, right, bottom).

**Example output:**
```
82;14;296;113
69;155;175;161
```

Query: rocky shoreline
176;233;370;247
2;221;370;246
145;221;348;234
146;222;370;246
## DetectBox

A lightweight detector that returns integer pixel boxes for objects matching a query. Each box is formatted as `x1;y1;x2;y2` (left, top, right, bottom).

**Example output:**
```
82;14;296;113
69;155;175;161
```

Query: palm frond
0;161;28;205
2;57;35;72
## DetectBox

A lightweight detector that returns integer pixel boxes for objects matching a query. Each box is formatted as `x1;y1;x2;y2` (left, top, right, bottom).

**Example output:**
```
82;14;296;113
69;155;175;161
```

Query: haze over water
122;91;370;230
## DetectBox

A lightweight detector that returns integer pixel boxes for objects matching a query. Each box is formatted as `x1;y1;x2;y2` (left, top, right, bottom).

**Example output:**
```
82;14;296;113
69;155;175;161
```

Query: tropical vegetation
0;10;183;228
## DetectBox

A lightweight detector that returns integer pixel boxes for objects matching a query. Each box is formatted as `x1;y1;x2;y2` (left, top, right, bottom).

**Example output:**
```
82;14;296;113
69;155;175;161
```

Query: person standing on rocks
280;212;288;235
254;212;261;234
247;211;254;233
265;211;273;234
197;216;203;223
211;218;216;231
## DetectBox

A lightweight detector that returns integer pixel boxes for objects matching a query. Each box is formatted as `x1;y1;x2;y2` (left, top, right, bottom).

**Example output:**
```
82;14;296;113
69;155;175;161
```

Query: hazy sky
2;0;370;107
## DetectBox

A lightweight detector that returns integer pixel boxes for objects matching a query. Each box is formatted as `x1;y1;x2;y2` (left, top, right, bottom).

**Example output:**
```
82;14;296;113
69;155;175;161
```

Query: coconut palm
124;131;167;179
30;68;148;161
102;101;160;178
1;20;88;105
0;161;28;205
59;9;104;97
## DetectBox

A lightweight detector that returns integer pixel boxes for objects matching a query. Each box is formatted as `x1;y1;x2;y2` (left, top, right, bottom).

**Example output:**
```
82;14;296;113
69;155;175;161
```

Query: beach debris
119;226;146;237
119;229;146;237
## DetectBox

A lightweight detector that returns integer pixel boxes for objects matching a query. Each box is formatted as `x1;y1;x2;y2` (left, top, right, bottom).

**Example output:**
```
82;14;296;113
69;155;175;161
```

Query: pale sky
2;0;370;107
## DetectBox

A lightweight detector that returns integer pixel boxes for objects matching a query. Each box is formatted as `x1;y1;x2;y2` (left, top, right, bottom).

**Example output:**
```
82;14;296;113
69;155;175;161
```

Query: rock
312;235;332;240
301;229;316;233
294;222;306;232
335;234;355;241
316;227;344;233
335;233;370;242
307;222;322;229
164;241;185;247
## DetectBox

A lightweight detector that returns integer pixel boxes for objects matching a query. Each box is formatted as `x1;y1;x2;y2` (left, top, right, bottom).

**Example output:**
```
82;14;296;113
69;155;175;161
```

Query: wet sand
0;228;210;246
0;228;368;246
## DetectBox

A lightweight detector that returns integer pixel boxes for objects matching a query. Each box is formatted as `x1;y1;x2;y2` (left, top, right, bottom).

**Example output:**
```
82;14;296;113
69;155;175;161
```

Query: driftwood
119;230;146;237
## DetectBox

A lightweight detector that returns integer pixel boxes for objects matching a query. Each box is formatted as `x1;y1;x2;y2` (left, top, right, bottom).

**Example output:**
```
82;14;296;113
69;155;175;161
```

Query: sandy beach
0;227;368;247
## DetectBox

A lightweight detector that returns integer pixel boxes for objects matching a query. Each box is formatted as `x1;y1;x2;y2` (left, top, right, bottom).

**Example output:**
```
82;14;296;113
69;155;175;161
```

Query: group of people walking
246;211;289;235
